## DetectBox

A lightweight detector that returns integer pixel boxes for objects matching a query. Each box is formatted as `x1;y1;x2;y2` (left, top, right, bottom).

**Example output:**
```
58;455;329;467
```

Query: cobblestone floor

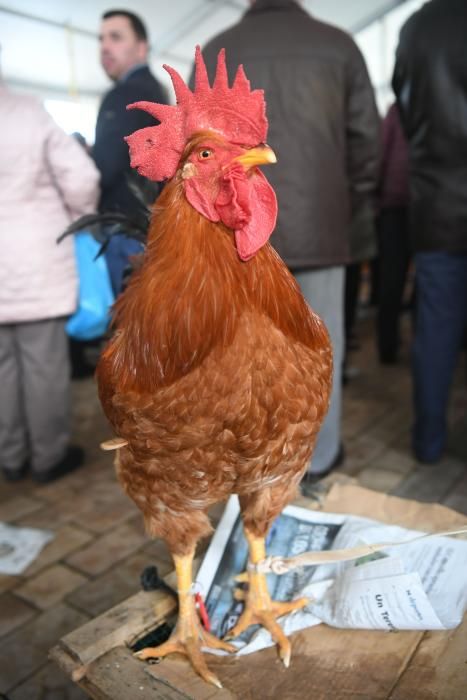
1;311;466;699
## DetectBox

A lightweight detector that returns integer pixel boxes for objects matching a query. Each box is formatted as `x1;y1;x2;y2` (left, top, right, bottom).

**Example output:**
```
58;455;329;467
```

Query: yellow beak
234;144;277;169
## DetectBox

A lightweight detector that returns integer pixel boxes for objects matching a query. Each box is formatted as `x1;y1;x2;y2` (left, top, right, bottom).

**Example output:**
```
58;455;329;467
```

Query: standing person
376;102;410;365
198;0;380;480
94;10;167;295
343;196;377;383
393;0;467;463
0;84;100;483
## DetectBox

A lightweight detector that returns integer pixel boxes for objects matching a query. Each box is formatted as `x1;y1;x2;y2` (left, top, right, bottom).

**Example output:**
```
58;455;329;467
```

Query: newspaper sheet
195;496;467;655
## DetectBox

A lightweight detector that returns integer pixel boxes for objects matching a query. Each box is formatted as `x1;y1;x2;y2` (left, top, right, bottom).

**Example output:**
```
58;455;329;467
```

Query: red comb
125;46;268;182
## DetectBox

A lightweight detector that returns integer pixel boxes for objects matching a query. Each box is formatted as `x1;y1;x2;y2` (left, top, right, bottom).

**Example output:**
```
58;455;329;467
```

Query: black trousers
377;207;411;362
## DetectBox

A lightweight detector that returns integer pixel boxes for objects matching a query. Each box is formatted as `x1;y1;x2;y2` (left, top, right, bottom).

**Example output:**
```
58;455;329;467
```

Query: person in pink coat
0;83;100;483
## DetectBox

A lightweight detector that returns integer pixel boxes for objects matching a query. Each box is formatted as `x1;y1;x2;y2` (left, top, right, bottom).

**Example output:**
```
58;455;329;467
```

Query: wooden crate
51;484;467;700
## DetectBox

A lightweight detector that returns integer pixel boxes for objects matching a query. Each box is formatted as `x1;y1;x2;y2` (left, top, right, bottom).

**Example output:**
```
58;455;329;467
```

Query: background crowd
0;0;466;485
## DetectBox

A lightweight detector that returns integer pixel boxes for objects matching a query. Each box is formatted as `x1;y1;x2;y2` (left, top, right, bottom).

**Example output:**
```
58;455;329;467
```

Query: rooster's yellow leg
135;549;235;688
225;528;308;667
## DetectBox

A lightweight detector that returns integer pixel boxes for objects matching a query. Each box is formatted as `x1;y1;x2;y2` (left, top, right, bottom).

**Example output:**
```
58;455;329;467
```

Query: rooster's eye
198;149;213;160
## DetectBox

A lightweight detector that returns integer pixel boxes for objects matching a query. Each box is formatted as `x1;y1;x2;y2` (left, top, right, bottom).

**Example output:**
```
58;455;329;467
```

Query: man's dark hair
102;10;148;41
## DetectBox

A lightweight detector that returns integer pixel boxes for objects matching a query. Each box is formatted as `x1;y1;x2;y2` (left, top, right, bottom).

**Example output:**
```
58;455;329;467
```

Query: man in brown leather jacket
393;0;467;464
198;0;380;479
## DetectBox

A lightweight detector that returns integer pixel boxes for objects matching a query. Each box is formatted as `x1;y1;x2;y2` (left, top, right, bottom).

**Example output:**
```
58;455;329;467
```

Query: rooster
96;47;332;688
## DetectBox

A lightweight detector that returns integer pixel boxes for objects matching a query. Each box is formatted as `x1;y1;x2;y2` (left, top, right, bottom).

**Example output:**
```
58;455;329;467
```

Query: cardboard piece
51;483;467;699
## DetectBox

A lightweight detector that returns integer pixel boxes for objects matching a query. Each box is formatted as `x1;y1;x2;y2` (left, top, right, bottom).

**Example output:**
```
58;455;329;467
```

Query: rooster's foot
135;595;235;688
226;528;308;667
225;593;307;667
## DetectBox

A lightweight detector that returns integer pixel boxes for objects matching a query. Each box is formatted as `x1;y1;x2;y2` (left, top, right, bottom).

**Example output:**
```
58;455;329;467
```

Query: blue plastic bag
66;232;115;341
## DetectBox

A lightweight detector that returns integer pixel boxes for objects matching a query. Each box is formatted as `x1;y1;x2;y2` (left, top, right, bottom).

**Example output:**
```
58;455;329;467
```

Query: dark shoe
379;341;399;365
71;362;95;380
1;461;29;482
379;353;397;365
412;428;445;466
414;451;442;465
32;446;84;484
301;444;346;493
69;339;96;380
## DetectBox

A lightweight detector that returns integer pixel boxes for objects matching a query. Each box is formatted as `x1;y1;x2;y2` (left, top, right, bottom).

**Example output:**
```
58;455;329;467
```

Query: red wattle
221;168;277;260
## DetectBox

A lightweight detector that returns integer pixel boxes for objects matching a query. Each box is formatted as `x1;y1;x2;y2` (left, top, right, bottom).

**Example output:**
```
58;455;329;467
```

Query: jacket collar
119;63;149;83
246;0;305;16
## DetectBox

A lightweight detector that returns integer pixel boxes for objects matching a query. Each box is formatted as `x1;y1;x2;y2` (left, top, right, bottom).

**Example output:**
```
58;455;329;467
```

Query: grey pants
294;266;344;475
0;318;71;475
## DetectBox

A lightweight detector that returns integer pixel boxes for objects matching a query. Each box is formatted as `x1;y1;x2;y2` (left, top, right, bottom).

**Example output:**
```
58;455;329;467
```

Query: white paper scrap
0;522;54;575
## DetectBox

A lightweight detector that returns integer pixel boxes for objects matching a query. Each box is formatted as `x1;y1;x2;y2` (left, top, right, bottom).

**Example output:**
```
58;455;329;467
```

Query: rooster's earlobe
181;163;197;179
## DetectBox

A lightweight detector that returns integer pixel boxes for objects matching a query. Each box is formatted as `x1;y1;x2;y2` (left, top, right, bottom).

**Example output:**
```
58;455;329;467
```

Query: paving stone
357;467;405;494
30;479;78;504
0;495;45;523
28;475;137;536
0;603;88;693
32;462;111;504
143;532;210;567
16;564;88;610
369;449;416;475
443;472;467;516
368;407;412;444
23;524;94;576
66;520;148;576
15;502;77;531
71;492;138;533
129;512;147;533
0;592;37;637
347;433;386;463
19;489;101;530
0;573;23;594
67;551;171;617
392;456;465;502
0;478;26;503
25;488;117;532
55;458;113;494
9;661;88;700
388;429;412;453
141;537;173;565
342;397;388;440
341;434;387;475
83;478;124;501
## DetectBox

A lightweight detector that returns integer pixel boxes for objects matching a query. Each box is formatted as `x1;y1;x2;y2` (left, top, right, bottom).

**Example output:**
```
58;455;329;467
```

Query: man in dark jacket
93;10;167;293
198;0;380;479
393;0;467;464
